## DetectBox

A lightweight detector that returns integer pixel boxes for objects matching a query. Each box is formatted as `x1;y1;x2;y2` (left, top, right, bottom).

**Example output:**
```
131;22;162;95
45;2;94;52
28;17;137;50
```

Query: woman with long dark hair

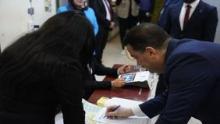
0;12;94;124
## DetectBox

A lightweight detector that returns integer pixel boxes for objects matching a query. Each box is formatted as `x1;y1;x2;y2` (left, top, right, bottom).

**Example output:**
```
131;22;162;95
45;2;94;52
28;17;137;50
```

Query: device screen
120;73;136;83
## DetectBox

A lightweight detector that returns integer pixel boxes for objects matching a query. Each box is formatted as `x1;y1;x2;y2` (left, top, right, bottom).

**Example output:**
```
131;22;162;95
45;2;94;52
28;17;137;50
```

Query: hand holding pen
105;105;134;118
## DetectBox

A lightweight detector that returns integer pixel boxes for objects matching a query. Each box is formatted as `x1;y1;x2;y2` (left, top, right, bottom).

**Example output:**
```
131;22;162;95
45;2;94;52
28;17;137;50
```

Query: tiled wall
0;0;56;51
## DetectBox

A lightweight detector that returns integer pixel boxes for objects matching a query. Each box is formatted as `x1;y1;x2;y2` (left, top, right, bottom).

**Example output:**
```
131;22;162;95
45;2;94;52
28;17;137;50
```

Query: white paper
104;97;143;107
94;97;150;124
134;71;150;82
94;108;149;124
82;99;102;113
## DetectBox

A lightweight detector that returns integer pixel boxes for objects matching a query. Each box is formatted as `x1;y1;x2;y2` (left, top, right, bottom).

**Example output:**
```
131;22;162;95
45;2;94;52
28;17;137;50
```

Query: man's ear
145;47;157;56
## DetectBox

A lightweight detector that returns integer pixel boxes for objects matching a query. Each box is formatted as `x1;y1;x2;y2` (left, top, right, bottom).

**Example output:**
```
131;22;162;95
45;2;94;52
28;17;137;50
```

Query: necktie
183;4;191;29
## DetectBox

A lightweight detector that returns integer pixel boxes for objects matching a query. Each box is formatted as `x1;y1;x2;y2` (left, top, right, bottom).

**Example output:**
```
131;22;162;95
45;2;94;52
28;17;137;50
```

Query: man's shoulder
199;0;217;10
167;39;203;61
167;2;182;10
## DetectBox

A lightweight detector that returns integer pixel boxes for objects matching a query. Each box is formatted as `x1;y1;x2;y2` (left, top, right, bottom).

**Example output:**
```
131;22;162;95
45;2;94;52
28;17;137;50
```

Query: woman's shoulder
57;4;72;13
84;7;95;13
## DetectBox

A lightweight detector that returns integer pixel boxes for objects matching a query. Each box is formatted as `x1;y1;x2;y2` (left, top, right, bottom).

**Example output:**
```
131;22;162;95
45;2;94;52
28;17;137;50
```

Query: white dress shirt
179;0;200;30
102;0;111;21
131;105;148;116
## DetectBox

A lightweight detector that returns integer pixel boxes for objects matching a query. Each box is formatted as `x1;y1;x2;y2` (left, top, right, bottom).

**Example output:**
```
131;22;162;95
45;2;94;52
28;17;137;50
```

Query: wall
0;0;56;51
203;0;220;43
58;0;68;6
0;0;28;50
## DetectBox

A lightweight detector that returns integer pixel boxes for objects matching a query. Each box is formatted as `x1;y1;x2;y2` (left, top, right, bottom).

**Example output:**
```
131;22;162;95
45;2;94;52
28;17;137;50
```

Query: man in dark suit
106;23;220;124
157;0;218;97
160;0;218;41
89;0;115;62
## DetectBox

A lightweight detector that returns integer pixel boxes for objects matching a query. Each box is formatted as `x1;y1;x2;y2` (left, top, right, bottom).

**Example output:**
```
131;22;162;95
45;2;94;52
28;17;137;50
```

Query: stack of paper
82;99;103;124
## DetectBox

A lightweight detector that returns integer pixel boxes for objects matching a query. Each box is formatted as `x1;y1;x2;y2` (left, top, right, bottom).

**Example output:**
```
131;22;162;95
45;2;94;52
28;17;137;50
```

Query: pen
111;105;120;111
138;88;142;95
105;105;120;118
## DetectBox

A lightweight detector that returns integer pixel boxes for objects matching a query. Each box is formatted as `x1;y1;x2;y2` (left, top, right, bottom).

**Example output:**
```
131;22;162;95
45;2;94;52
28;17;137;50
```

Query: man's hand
105;105;134;118
111;78;125;88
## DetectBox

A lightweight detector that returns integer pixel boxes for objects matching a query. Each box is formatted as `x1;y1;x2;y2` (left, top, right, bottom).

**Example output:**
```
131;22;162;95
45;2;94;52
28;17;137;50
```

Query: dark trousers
138;10;151;23
95;26;109;63
118;16;138;49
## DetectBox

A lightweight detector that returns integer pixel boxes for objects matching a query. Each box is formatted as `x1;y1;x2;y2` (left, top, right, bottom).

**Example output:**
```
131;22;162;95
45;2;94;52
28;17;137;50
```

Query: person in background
115;0;139;53
158;0;181;26
138;0;154;23
106;23;220;124
0;12;95;124
89;0;116;63
157;0;218;96
57;0;99;36
159;0;218;41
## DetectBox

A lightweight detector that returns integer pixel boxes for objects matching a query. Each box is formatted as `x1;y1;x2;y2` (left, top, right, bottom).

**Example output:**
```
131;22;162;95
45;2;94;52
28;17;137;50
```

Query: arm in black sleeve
90;58;118;77
83;77;112;100
53;61;84;124
155;54;215;124
85;79;112;89
83;67;112;99
203;7;218;41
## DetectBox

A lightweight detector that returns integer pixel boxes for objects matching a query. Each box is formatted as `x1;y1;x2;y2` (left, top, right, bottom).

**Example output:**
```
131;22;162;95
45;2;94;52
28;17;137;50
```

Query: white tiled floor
102;35;136;67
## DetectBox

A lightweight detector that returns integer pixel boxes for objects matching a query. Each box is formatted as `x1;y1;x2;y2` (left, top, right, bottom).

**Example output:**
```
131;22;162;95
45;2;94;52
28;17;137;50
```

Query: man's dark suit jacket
139;39;220;124
160;0;218;41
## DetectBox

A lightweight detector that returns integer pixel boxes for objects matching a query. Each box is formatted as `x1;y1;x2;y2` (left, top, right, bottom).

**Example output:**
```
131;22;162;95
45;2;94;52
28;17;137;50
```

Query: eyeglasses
124;47;135;60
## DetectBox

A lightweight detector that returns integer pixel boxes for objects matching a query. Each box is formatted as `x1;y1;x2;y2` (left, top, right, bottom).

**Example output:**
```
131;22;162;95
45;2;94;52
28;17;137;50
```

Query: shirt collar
183;0;200;9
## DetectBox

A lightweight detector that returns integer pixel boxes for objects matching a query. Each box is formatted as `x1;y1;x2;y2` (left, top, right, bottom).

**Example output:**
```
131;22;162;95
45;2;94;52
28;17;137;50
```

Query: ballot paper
94;97;151;124
94;108;149;124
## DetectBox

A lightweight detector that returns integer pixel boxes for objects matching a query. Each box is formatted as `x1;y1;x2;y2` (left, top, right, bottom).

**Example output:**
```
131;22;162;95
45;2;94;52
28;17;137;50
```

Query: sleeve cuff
131;105;148;117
